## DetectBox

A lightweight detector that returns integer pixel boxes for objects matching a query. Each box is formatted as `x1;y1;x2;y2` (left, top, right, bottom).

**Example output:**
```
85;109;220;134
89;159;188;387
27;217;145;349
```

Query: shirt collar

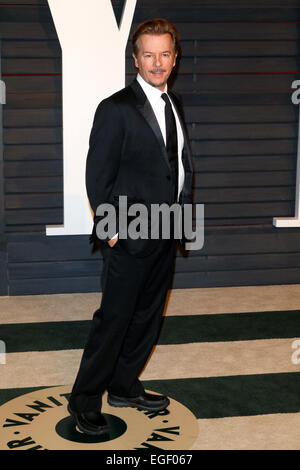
137;73;168;104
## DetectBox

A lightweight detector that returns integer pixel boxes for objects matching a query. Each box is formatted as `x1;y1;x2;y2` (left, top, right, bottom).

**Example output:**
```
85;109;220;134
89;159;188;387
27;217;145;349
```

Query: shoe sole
107;394;170;412
67;404;110;436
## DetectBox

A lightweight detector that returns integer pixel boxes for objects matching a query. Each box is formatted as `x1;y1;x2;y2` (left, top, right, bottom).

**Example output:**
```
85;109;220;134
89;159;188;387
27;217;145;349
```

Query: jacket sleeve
86;98;124;213
85;98;124;244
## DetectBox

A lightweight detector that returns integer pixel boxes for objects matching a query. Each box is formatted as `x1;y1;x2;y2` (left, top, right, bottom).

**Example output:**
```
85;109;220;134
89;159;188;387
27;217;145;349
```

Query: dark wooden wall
1;0;300;295
0;38;7;295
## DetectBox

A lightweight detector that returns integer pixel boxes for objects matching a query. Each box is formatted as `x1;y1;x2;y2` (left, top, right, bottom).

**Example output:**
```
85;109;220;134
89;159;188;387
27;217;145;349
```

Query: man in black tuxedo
68;18;193;435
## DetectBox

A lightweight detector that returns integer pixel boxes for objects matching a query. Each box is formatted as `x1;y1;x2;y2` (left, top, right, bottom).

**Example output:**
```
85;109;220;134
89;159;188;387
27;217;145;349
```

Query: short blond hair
132;18;180;56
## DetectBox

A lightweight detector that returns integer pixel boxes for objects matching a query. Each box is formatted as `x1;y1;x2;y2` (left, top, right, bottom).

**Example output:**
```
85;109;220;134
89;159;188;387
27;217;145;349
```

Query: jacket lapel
130;78;194;188
130;79;171;173
168;89;193;175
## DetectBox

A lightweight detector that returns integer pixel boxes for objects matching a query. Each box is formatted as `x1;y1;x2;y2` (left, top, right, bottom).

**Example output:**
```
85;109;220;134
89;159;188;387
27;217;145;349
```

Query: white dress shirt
137;73;185;202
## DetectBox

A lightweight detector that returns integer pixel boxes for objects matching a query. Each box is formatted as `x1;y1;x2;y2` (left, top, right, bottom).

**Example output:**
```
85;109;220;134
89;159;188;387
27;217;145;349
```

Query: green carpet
2;309;300;352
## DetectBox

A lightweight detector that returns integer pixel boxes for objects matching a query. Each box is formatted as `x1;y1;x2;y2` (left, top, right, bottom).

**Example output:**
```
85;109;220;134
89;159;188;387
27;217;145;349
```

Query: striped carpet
1;284;300;449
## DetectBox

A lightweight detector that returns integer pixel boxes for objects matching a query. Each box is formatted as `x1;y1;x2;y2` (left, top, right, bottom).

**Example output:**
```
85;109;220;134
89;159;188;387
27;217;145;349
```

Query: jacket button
166;175;171;180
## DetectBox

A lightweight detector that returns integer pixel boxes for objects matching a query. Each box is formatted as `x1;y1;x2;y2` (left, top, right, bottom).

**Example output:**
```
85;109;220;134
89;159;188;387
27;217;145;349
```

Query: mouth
150;70;166;77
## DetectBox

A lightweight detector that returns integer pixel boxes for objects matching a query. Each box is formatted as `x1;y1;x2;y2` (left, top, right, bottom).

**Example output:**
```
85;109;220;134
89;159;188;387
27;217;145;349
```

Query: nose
154;54;162;67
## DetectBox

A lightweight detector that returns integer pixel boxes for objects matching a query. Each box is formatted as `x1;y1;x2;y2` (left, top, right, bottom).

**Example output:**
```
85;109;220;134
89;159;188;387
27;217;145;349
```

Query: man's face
133;33;177;91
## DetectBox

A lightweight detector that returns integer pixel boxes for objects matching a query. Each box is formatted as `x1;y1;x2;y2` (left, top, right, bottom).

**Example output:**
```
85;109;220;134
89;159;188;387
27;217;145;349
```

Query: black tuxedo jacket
86;78;194;257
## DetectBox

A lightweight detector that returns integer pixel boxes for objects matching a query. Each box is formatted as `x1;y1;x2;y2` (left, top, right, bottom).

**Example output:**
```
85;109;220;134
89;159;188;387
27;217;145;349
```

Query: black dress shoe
67;404;109;435
107;391;170;411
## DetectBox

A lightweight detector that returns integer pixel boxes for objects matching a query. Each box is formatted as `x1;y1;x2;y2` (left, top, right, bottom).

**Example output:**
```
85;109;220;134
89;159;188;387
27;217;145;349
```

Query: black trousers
69;238;175;412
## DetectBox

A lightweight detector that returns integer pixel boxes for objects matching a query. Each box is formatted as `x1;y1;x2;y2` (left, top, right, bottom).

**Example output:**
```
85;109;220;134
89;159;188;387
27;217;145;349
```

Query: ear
173;52;178;67
132;53;139;69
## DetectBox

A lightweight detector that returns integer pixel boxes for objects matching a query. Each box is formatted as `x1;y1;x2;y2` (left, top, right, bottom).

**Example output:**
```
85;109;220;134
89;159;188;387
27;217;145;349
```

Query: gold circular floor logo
0;386;198;450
